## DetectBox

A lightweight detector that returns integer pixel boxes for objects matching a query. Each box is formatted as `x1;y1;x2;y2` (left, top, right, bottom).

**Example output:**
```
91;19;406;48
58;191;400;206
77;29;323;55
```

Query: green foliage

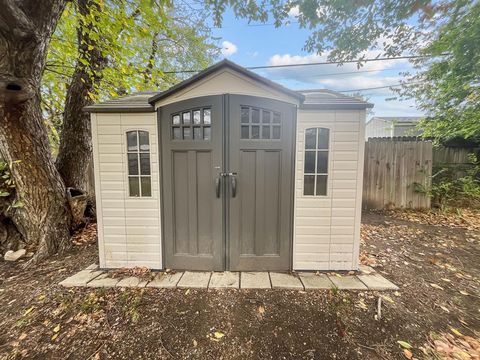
0;160;24;212
0;160;18;198
42;0;219;149
208;0;479;143
401;1;480;142
120;289;144;323
208;0;452;62
416;153;480;208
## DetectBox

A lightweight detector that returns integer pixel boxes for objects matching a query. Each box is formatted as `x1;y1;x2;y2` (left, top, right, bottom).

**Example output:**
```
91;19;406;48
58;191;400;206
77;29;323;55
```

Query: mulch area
0;210;479;360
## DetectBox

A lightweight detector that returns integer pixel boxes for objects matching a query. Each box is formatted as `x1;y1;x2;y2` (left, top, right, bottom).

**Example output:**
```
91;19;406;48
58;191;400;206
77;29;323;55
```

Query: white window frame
125;130;152;198
302;127;331;197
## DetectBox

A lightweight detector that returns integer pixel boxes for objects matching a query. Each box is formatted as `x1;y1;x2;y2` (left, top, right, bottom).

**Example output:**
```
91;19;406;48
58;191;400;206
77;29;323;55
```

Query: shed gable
153;69;301;108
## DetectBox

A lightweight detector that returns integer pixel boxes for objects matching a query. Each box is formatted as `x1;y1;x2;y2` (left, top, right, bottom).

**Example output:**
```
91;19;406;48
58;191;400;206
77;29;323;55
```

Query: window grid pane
129;177;140;197
140;177;152;197
241;106;281;140
171;108;211;140
303;127;329;196
127;130;152;197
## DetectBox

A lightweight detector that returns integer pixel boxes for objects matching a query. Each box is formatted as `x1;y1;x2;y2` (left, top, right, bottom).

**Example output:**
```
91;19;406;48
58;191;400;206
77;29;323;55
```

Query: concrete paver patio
59;263;398;291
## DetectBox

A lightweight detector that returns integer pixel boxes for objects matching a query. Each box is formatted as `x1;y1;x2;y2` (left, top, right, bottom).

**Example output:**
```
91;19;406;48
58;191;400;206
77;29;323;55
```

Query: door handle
215;175;221;198
230;172;238;198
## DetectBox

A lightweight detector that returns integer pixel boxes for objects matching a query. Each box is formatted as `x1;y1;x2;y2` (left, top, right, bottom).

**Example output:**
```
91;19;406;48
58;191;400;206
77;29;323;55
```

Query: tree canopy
208;0;479;142
43;0;218;151
400;1;480;142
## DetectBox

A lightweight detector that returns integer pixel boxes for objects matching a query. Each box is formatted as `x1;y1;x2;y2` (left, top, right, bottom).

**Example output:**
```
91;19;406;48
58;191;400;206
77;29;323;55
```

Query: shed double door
160;95;295;271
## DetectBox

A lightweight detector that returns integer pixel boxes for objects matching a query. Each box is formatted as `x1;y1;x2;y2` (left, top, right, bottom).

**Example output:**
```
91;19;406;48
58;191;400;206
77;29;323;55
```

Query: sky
209;8;424;119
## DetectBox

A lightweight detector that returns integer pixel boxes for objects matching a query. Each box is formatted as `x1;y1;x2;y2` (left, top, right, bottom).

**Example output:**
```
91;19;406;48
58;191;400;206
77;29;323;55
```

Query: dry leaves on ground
110;266;153;280
421;330;480;359
71;223;97;246
384;209;480;231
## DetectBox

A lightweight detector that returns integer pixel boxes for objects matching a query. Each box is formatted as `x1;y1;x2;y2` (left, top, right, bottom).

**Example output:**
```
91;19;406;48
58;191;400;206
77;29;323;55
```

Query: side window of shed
126;130;151;197
303;127;329;196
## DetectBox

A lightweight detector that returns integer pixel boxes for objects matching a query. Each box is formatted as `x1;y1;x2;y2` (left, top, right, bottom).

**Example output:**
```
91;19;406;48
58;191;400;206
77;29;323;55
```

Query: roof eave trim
148;60;305;105
83;106;155;113
300;103;374;110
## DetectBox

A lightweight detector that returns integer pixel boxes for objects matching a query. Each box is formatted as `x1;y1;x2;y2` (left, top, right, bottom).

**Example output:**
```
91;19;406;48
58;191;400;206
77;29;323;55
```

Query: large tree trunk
55;69;94;192
0;0;72;263
56;0;106;193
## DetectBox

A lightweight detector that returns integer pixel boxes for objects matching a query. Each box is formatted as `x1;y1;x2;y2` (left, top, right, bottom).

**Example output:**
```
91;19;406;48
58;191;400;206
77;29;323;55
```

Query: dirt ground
0;210;479;360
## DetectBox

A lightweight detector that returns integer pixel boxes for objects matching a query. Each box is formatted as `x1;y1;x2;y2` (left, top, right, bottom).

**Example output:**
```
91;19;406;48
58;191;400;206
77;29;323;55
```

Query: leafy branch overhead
42;0;219;149
208;0;480;142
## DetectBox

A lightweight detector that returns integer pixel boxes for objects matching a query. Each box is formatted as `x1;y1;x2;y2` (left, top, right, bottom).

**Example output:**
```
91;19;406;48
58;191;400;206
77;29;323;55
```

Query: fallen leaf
356;299;368;310
214;331;225;339
397;341;412;349
382;295;395;304
53;324;61;333
450;328;463;337
257;305;265;314
24;307;34;316
403;349;413;359
185;289;190;295
19;333;27;341
38;294;46;301
193;339;198;347
51;333;59;341
430;283;444;290
459;290;469;296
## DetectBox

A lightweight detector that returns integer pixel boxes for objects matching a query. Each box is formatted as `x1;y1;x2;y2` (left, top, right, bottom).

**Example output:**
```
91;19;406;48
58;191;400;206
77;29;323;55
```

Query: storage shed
86;60;373;271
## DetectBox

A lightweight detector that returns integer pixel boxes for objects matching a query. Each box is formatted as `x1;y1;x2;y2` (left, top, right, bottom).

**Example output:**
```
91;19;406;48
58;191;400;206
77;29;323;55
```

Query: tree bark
56;0;107;193
0;0;72;263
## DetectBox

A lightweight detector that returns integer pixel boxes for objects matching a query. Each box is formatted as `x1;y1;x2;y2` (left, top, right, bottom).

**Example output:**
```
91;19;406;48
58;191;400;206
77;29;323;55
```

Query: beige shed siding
293;109;365;270
92;112;162;269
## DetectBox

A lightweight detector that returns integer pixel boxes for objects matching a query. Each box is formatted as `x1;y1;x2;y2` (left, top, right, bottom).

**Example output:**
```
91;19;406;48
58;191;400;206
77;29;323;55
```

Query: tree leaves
397;340;412;349
42;0;219;149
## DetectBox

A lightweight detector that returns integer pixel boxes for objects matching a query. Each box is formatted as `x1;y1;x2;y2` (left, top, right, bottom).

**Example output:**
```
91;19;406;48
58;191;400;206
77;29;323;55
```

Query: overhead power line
162;54;447;74
337;81;425;93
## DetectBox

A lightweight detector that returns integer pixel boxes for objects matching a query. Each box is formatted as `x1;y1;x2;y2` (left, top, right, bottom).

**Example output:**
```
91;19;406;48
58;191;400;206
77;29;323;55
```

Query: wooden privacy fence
363;138;433;209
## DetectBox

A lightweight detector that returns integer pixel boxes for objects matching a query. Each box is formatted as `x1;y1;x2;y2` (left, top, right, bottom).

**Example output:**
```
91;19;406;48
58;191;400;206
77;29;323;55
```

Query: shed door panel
227;95;295;271
160;96;224;271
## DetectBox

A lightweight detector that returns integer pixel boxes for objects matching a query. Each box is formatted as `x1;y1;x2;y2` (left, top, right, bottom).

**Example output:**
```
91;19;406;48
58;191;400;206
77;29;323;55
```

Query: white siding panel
296;207;332;217
295;253;330;262
295;217;331;226
330;217;355;226
293;108;364;270
295;234;331;244
98;144;122;154
105;261;129;268
92;112;162;269
98;134;122;144
295;261;330;270
331;208;355;217
99;154;123;163
99;163;123;172
98;125;122;135
296;244;330;253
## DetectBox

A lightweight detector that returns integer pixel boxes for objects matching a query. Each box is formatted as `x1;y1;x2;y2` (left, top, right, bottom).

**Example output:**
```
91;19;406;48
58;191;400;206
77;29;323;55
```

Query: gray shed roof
85;61;373;112
369;116;421;124
84;91;158;113
299;89;373;110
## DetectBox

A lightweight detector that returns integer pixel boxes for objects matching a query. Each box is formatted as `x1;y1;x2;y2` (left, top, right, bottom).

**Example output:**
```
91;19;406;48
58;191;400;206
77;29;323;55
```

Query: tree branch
0;0;36;36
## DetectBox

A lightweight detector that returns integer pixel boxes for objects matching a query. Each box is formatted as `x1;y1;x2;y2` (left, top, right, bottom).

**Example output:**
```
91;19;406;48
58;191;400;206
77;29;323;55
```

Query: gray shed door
160;95;295;271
